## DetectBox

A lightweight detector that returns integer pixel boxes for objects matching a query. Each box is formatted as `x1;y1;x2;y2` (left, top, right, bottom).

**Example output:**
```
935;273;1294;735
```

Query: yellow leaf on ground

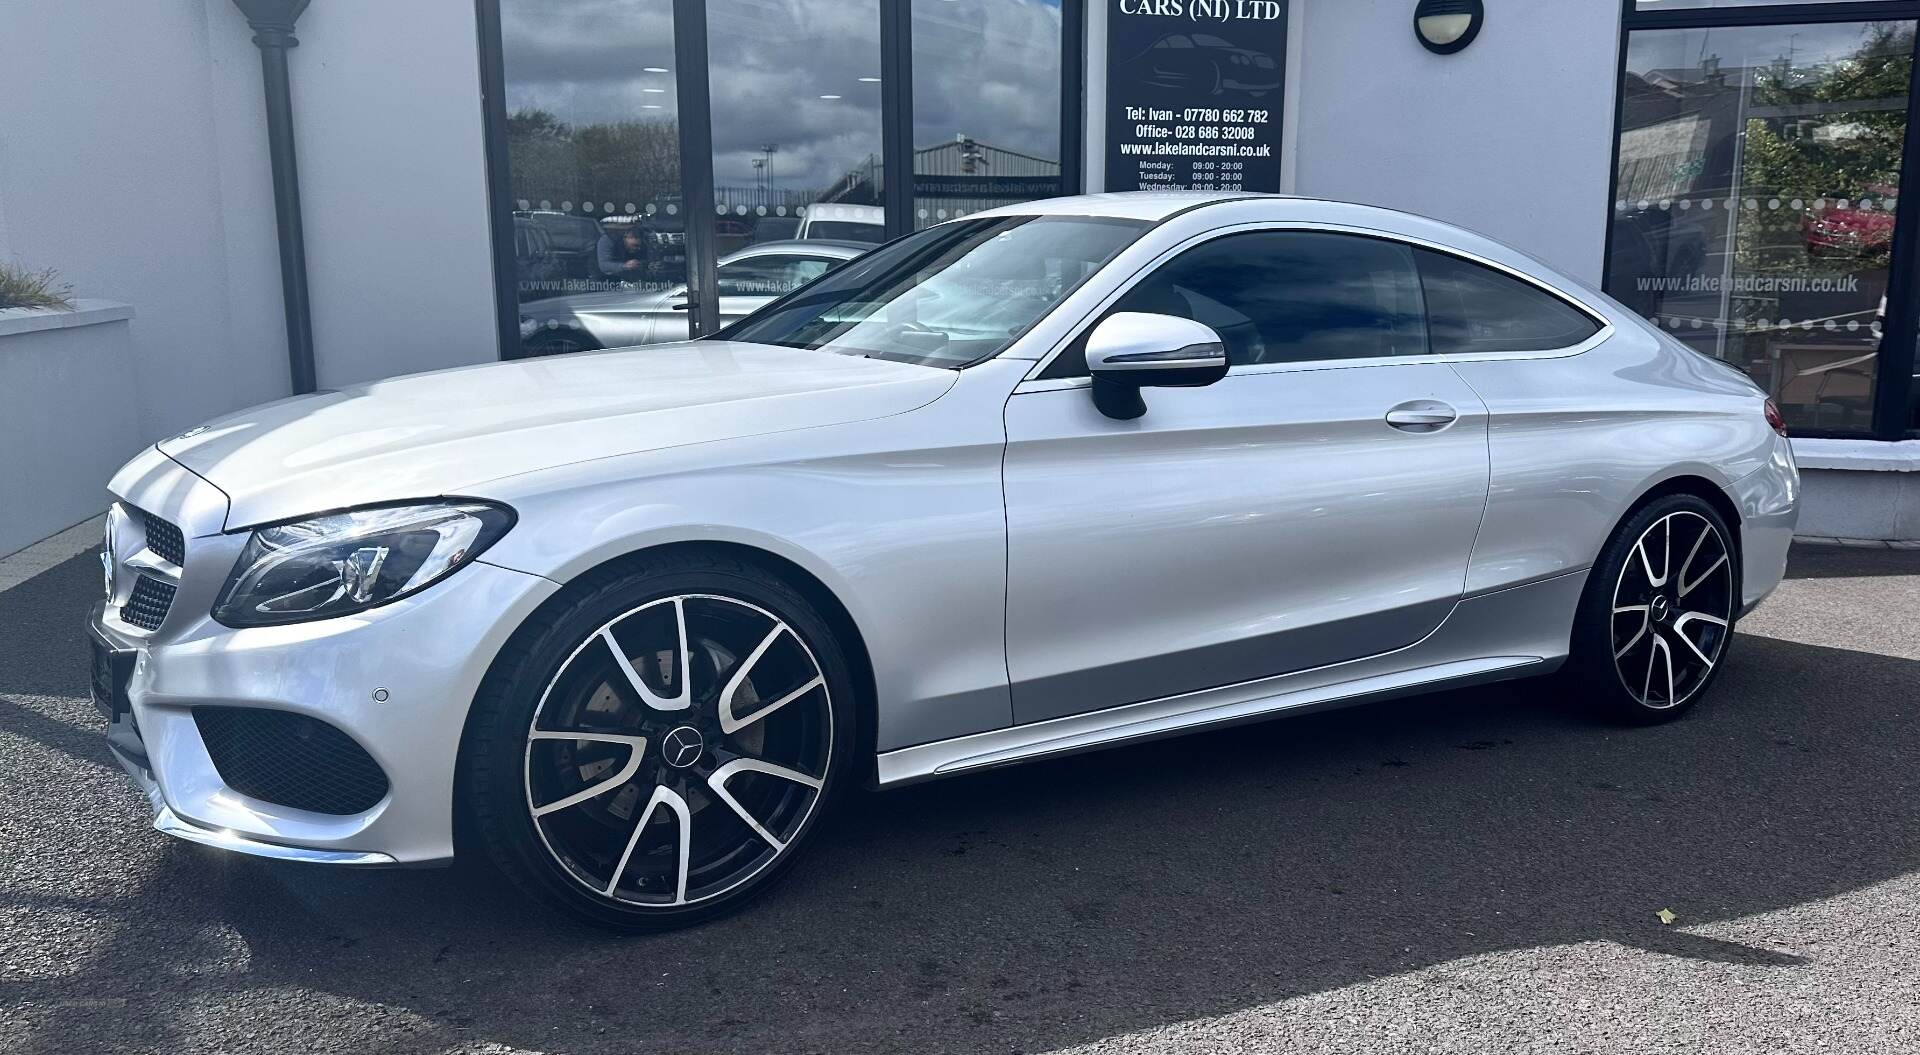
1656;908;1677;925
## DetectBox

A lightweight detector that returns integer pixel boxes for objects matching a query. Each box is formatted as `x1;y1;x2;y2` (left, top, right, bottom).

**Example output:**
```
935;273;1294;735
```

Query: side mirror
1083;312;1229;420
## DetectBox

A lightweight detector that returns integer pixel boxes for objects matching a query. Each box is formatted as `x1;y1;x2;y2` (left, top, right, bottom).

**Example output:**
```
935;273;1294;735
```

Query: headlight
213;501;514;628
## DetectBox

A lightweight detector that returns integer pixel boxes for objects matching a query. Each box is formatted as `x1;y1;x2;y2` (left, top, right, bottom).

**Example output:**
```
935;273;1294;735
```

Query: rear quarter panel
1449;321;1779;597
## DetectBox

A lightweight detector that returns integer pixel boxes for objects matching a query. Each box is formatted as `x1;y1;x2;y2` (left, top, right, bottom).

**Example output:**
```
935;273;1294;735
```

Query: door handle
669;300;690;311
1384;401;1458;432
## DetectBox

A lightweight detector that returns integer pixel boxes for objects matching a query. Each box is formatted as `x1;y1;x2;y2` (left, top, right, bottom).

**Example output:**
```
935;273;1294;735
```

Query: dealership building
2;0;1918;554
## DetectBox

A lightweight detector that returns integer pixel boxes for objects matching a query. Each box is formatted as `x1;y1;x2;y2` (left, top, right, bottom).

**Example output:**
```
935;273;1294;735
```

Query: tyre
461;551;853;931
1567;493;1739;724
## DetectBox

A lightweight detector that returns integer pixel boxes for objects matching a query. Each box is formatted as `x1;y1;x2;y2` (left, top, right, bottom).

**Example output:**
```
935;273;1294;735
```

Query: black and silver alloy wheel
1571;494;1738;723
1608;511;1733;710
525;594;832;906
463;553;850;930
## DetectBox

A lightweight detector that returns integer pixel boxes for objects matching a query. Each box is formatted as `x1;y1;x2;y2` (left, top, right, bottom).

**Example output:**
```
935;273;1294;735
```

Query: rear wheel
1568;494;1739;723
462;552;852;931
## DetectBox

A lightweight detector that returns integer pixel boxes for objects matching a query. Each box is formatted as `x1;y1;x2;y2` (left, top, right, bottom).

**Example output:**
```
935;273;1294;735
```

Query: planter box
0;299;143;558
1790;438;1920;543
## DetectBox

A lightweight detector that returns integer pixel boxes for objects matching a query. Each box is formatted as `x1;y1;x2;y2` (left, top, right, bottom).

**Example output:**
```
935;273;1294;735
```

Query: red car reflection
1801;194;1895;259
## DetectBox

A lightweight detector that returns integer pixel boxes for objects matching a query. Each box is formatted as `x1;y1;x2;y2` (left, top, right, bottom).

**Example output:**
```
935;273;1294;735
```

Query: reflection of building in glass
913;137;1063;221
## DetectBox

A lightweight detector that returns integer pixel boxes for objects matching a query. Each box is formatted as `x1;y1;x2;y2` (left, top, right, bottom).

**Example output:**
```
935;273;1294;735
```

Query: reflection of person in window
598;227;647;281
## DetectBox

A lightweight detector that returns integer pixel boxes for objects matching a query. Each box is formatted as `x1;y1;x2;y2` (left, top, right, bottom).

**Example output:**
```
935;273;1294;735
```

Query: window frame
1025;221;1613;385
1606;0;1920;439
477;0;1088;357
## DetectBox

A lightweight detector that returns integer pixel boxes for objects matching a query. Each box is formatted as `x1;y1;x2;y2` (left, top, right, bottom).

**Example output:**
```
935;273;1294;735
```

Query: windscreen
718;215;1148;368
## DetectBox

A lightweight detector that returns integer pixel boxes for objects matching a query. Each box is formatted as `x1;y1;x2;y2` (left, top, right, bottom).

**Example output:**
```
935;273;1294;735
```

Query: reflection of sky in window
913;0;1063;167
500;0;1062;193
1628;20;1906;80
1637;0;1884;10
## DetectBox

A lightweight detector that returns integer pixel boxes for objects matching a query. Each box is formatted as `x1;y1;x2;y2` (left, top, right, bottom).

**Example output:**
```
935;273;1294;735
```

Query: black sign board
1103;0;1287;193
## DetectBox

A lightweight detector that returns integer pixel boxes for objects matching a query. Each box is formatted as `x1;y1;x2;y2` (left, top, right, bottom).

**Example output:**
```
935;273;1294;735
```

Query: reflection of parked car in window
1801;191;1895;260
1129;33;1280;98
520;211;604;279
516;239;867;356
511;217;564;298
797;204;884;244
1607;209;1706;316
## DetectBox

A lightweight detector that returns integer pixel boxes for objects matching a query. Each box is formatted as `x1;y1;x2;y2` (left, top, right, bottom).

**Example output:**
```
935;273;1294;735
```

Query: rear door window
1415;249;1601;355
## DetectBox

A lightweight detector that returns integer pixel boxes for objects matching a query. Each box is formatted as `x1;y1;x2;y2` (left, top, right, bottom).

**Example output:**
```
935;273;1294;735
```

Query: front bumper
103;725;396;865
95;447;559;866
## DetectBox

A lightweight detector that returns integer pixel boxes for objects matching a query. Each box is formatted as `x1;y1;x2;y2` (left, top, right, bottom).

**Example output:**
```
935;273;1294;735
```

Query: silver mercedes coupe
88;192;1799;930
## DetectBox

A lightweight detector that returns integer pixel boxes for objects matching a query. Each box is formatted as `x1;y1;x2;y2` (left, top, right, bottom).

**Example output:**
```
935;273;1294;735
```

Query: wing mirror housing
1083;312;1230;420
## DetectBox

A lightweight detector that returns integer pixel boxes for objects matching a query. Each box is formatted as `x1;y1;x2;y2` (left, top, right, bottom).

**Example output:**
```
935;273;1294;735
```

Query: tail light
1764;399;1788;437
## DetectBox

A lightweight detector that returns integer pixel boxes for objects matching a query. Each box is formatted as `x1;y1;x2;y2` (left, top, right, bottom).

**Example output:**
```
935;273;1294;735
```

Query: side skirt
874;568;1586;787
876;655;1545;786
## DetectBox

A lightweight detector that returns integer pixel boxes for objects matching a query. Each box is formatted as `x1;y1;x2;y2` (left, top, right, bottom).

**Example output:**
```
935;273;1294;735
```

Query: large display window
1607;1;1920;438
911;0;1065;228
482;0;1081;359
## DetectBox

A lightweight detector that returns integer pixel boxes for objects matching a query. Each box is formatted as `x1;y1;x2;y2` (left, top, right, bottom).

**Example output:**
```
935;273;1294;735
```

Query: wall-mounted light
1414;0;1483;55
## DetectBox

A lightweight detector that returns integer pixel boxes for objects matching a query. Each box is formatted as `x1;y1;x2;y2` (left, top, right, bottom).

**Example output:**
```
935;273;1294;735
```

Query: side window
1415;248;1600;355
1046;231;1428;376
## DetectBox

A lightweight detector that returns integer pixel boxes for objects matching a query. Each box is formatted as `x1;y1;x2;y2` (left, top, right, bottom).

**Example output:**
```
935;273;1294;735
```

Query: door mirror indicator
1083;312;1230;420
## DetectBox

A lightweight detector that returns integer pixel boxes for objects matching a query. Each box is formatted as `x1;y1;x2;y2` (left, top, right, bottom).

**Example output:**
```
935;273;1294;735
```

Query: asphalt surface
3;544;1918;1054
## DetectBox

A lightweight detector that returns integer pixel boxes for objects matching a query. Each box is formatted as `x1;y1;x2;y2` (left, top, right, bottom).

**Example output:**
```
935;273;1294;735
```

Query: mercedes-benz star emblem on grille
101;515;119;602
662;725;705;769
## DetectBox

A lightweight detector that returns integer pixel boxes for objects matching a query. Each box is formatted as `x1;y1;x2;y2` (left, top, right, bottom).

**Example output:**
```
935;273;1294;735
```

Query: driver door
1002;229;1491;724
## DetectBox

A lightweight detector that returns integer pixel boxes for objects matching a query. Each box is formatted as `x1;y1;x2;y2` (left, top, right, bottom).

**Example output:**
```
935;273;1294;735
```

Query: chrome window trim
1022;219;1616;383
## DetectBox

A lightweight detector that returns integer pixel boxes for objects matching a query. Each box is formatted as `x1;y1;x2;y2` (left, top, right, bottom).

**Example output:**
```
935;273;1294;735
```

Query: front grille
194;707;391;816
122;576;177;631
138;510;185;567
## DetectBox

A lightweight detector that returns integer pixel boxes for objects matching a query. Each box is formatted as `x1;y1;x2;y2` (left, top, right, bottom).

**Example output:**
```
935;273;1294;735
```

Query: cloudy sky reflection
501;0;1062;194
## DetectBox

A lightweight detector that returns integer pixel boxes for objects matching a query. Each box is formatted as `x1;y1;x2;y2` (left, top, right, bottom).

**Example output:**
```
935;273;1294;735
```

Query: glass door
696;0;886;335
910;0;1066;229
495;0;691;358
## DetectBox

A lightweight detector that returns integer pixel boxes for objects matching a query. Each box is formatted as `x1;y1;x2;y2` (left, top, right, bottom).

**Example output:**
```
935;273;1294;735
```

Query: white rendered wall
0;0;290;441
289;0;501;391
0;0;501;449
1285;0;1622;283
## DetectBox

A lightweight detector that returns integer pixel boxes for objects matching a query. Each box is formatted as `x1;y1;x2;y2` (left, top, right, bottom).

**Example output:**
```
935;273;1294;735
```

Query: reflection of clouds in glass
501;0;678;104
914;0;1063;161
498;0;684;220
499;0;1061;195
706;0;884;191
1627;20;1896;77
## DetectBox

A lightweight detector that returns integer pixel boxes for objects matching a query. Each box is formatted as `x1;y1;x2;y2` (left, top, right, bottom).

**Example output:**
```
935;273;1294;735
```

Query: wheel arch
1615;473;1744;579
461;538;882;805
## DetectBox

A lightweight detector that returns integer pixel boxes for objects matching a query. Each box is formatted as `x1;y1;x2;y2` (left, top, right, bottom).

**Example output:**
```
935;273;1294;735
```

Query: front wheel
1568;494;1739;723
460;552;853;931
